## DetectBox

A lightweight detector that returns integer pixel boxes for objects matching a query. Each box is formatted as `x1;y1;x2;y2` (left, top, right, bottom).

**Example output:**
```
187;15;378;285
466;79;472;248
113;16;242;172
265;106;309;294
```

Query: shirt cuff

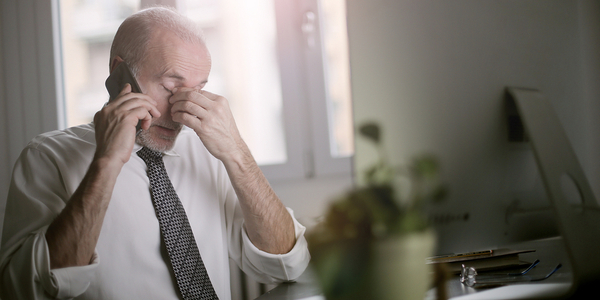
241;208;311;281
34;227;99;298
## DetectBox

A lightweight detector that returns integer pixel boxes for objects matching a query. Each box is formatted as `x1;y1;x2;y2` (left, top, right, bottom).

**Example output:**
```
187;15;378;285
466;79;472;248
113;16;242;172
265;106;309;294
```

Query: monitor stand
506;87;600;295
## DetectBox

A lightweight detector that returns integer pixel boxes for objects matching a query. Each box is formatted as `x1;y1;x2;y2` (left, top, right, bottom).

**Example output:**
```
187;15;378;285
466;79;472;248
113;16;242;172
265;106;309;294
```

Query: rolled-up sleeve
1;226;98;299
240;208;311;282
0;143;98;299
218;156;311;284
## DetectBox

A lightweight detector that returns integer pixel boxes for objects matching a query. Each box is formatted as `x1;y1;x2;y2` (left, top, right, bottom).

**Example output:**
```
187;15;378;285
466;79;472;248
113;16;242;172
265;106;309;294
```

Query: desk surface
438;236;574;300
255;268;323;300
256;236;587;300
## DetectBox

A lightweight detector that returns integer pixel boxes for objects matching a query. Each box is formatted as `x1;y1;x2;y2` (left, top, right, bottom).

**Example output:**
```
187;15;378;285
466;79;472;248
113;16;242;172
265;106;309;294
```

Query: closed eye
163;86;174;95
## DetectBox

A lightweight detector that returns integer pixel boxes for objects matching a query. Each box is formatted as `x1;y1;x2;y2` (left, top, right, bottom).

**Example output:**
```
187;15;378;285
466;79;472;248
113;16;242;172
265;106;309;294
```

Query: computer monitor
346;0;599;255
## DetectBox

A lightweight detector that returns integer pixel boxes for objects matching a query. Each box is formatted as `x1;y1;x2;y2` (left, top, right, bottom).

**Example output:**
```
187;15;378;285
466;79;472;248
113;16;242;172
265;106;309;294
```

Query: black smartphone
105;62;144;133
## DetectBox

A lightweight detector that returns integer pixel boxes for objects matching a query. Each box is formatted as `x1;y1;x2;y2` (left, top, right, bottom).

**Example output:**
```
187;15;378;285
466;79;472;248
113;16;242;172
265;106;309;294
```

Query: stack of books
426;248;535;274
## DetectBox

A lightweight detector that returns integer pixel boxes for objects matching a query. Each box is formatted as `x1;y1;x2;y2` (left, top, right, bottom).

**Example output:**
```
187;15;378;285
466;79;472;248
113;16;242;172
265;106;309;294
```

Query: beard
135;119;183;152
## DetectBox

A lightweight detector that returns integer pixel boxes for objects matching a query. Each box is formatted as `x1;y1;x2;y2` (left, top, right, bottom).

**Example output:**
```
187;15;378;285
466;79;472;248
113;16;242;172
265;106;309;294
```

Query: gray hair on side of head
109;6;206;77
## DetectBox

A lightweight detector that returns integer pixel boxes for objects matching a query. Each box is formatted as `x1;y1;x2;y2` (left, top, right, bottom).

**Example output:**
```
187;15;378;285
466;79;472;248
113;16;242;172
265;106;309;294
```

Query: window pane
320;0;354;158
183;0;287;166
60;0;140;127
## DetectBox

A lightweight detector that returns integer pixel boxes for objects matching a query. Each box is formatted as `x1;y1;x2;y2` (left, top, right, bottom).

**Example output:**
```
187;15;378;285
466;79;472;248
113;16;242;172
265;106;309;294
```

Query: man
0;7;310;300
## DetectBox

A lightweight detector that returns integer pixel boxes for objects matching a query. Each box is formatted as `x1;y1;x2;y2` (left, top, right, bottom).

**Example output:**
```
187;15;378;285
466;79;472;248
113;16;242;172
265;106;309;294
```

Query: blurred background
2;0;600;299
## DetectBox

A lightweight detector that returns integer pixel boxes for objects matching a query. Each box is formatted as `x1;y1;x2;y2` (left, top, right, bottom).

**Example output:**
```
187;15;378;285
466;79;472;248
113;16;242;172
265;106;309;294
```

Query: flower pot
371;229;436;300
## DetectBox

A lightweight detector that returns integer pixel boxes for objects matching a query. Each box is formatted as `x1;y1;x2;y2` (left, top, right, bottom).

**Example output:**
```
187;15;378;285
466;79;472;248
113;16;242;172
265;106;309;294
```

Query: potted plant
307;122;447;300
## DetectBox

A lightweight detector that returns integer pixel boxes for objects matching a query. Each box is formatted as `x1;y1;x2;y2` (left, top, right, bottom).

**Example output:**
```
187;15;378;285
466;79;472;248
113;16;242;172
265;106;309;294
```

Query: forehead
143;29;211;83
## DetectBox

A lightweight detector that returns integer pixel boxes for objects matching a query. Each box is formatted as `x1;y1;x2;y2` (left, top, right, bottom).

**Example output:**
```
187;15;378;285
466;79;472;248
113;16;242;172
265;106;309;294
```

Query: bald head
109;6;206;77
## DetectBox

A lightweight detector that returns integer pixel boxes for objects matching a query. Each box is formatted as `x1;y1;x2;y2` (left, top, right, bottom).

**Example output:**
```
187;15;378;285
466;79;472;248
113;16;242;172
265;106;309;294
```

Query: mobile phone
105;62;144;133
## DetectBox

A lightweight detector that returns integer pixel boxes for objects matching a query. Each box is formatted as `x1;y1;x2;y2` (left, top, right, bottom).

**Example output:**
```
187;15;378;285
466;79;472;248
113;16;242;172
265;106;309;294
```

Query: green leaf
431;185;449;203
359;122;381;144
413;154;440;178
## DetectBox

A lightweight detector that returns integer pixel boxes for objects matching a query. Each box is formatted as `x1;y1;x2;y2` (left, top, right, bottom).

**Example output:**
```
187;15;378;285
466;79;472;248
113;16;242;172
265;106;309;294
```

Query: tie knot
137;146;163;164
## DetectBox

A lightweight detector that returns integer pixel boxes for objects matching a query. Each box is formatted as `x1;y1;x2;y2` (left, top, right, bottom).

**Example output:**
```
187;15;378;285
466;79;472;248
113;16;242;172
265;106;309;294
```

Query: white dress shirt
0;123;310;300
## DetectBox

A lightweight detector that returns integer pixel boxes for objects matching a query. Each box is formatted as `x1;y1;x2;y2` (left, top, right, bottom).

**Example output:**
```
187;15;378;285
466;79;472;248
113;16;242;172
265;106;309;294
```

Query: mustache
151;120;183;131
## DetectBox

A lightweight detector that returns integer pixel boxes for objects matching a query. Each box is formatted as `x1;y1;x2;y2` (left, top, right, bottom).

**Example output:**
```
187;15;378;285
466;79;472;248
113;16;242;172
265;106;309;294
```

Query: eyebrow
158;70;185;81
157;70;208;88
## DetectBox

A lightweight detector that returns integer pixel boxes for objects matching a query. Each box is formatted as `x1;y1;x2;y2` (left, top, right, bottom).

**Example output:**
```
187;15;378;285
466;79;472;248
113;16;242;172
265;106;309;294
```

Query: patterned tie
137;147;219;300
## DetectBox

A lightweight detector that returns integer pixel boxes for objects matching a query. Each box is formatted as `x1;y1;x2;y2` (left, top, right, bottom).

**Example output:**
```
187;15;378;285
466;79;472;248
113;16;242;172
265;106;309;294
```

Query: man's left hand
170;88;296;254
169;88;246;162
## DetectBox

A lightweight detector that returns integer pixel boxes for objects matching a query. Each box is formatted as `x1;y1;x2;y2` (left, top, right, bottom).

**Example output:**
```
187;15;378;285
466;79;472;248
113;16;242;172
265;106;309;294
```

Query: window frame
298;0;353;177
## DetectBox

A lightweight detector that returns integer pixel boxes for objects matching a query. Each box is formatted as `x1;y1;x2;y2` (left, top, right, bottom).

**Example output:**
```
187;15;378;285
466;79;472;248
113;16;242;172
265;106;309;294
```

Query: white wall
347;0;600;253
579;0;600;202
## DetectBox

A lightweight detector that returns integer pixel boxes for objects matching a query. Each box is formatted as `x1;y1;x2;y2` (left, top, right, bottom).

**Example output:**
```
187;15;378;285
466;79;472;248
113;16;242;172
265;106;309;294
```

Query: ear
110;56;125;74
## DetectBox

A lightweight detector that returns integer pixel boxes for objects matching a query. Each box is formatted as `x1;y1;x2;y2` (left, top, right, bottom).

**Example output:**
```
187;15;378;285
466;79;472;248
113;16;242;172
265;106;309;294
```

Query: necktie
137;147;219;300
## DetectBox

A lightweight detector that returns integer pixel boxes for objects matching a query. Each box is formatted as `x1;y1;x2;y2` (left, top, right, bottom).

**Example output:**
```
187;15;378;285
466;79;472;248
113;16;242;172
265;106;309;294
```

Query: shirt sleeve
240;208;311;282
222;168;311;284
0;145;98;299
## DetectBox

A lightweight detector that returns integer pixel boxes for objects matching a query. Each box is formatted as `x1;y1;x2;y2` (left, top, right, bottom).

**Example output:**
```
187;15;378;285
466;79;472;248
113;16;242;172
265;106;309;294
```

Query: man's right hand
46;84;160;268
93;84;160;166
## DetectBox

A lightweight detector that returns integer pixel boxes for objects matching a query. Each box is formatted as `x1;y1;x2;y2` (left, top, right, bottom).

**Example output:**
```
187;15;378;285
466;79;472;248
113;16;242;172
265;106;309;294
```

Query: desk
442;236;600;299
257;236;596;300
437;236;575;300
255;268;323;300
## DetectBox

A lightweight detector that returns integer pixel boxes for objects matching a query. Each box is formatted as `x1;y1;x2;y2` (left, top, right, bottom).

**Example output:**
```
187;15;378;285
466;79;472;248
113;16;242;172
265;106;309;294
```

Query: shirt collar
132;142;180;157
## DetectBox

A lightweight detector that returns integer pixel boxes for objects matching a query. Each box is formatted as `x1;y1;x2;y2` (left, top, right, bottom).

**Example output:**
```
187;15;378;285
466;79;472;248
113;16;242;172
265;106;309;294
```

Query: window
60;0;138;126
59;0;353;180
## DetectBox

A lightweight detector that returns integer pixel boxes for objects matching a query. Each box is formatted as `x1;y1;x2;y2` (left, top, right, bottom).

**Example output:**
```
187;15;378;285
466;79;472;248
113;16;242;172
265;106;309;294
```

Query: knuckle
183;101;196;111
214;104;226;115
185;90;197;99
181;113;197;123
181;113;192;121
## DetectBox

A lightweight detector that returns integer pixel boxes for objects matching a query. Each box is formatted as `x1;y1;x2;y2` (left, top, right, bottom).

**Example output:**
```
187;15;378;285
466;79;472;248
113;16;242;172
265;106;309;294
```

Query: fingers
168;88;206;120
172;111;202;130
105;84;161;125
167;88;233;134
167;88;244;161
117;83;132;99
113;84;158;107
93;85;162;163
170;98;207;120
94;85;160;162
198;89;219;100
169;88;229;112
115;97;161;120
170;88;206;106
